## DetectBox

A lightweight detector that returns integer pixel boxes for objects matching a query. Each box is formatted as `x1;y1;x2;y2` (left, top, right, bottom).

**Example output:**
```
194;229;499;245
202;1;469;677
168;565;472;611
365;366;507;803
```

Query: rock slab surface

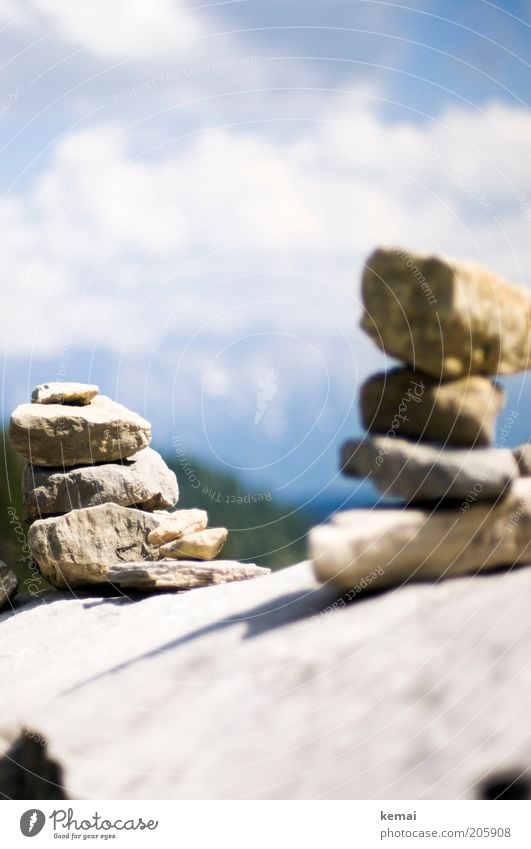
106;560;269;589
10;395;151;466
360;368;505;446
1;562;530;799
341;436;517;501
361;247;531;377
23;447;178;521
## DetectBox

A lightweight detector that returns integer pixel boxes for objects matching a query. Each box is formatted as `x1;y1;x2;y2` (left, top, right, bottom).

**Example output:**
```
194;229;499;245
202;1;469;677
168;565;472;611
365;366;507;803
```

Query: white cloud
2;91;531;363
0;0;31;28
3;1;530;496
13;0;201;59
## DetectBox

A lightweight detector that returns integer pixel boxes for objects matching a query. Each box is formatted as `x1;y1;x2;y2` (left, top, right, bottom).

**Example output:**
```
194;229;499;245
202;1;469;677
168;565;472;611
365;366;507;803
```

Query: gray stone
159;527;228;560
23;447;178;522
513;444;531;476
106;560;269;589
10;395;151;467
341;435;517;501
361;368;505;446
1;562;530;799
361;247;531;377
28;504;160;588
31;382;99;405
147;509;208;545
0;562;18;611
310;476;531;591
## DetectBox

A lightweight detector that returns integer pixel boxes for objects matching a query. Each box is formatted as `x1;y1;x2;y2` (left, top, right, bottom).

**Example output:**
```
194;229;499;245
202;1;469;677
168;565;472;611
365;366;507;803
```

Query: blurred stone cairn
9;383;269;592
310;247;531;591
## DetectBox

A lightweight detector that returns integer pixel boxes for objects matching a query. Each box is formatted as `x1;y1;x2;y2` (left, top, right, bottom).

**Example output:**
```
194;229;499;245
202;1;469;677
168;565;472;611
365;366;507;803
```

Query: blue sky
1;0;530;506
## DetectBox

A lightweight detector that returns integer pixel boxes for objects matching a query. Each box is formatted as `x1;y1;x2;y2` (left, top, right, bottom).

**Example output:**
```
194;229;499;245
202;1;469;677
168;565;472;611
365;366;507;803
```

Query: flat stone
1;562;530;799
159;527;228;560
106;560;270;589
27;504;160;588
0;562;18;611
311;476;531;591
361;247;531;377
10;395;151;466
341;436;517;501
361;368;505;446
31;382;99;405
23;447;178;522
513;444;531;476
147;509;208;545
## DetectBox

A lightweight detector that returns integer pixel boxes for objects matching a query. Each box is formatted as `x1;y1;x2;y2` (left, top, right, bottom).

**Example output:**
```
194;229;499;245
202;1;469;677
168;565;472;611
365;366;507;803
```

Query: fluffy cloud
2;1;531;376
2;3;531;497
3;87;531;364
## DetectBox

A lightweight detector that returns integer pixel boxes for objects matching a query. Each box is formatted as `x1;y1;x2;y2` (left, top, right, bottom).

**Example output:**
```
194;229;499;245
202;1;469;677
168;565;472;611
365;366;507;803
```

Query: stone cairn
310;247;531;591
9;383;269;592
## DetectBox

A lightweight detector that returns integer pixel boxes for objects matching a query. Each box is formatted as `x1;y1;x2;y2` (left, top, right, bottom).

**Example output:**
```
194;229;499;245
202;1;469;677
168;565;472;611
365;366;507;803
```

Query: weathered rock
10;395;151;466
147;509;208;545
361;368;505;446
28;504;160;588
106;560;269;589
361;247;531;377
0;562;18;611
159;527;228;560
513;444;531;476
1;562;530;799
31;382;99;405
0;726;66;800
23;447;178;522
341;436;517;501
311;476;531;591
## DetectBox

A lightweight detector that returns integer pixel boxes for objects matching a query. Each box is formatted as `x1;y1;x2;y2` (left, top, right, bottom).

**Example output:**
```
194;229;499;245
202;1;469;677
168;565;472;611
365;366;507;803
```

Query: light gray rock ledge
0;561;530;799
342;436;518;502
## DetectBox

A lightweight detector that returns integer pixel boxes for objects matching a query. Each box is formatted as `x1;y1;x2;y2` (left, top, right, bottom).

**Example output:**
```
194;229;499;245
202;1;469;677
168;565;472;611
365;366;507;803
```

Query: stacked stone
310;247;531;591
10;383;269;591
0;562;18;612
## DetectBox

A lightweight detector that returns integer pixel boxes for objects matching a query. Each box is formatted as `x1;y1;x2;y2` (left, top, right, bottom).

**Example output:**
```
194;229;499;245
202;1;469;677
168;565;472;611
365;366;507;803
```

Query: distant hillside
164;453;312;569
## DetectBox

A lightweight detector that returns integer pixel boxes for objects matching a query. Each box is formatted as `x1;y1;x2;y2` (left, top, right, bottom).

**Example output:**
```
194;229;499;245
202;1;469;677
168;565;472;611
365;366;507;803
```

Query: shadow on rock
63;578;369;694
